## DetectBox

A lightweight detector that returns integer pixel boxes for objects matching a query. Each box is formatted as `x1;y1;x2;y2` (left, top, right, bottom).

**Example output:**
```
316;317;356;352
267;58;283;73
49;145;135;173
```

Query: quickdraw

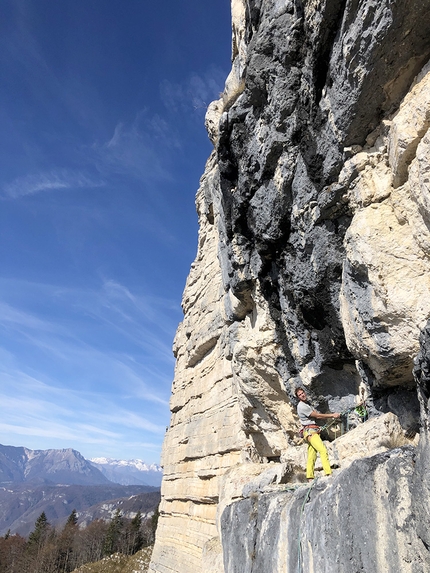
354;404;368;420
320;404;368;435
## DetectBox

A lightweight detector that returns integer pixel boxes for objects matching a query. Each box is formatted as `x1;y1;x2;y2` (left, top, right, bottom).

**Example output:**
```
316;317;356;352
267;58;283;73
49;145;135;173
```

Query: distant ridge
0;484;159;536
0;444;111;486
90;457;163;487
0;444;161;536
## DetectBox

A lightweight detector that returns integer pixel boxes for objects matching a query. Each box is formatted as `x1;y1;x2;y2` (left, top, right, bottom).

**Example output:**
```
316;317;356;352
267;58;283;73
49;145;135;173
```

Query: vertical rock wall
149;1;430;572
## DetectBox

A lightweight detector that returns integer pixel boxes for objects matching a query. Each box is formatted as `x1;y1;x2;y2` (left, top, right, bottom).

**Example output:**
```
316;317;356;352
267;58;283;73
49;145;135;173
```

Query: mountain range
0;444;162;536
0;444;162;487
90;457;162;487
0;444;110;486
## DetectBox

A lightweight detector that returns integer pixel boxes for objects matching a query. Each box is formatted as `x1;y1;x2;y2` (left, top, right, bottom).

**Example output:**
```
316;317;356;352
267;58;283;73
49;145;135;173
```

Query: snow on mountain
89;458;162;487
0;444;111;485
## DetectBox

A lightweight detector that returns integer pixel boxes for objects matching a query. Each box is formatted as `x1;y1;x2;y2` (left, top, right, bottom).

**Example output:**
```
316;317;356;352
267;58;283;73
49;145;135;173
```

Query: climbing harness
298;424;321;439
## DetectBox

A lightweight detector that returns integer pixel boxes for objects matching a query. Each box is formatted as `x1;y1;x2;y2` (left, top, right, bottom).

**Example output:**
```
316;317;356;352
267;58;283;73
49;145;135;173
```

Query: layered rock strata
149;1;430;572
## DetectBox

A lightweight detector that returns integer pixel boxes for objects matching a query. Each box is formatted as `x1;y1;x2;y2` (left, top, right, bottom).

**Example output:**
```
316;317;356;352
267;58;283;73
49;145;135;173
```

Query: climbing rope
297;478;318;573
319;404;368;436
284;483;306;492
297;403;369;442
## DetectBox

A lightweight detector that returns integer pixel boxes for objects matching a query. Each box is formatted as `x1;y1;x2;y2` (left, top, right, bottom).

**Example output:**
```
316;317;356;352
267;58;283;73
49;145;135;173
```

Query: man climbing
295;387;341;481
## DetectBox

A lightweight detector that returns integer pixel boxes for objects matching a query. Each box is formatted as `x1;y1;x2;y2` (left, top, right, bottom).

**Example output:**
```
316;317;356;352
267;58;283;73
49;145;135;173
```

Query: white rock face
149;157;298;572
149;155;247;573
340;63;430;387
205;0;247;145
388;61;430;188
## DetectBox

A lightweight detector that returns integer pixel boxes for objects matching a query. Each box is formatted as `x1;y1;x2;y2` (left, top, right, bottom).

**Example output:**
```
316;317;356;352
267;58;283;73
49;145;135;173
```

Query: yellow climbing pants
304;431;332;479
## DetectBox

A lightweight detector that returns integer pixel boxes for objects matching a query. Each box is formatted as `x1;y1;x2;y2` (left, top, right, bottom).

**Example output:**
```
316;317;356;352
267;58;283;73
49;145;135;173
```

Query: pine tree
128;511;143;555
25;512;55;573
103;509;123;556
28;512;50;549
65;509;78;528
149;505;159;544
56;509;79;573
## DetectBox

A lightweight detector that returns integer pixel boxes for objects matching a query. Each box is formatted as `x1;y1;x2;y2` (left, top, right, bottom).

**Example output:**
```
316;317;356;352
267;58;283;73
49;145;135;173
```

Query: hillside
72;547;153;573
0;484;159;536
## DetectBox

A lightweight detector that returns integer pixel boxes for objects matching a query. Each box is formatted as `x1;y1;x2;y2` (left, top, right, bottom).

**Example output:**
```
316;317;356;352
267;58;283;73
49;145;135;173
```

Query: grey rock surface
212;0;430;401
221;447;430;573
412;320;430;550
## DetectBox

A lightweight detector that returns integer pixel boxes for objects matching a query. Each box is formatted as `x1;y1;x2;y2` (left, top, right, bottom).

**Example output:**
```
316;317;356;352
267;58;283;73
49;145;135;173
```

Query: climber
295;387;341;481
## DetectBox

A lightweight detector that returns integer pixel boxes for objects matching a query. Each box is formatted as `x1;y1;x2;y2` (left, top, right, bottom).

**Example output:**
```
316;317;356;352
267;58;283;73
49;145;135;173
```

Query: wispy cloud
0;301;55;331
2;169;104;199
0;266;179;459
101;279;178;334
160;66;227;113
91;111;177;183
0;6;173;193
0;362;167;459
0;0;55;90
0;278;178;362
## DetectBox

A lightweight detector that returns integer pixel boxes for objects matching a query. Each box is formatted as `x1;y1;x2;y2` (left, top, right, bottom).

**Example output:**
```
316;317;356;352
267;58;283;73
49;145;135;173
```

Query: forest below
0;507;158;573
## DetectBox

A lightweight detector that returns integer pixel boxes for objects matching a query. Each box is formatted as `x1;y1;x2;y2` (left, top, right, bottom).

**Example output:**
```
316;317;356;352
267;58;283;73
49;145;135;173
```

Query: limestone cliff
149;1;430;572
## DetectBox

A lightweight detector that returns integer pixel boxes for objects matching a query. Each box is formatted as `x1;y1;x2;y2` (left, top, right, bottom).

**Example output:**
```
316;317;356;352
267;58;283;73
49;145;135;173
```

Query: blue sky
0;0;231;463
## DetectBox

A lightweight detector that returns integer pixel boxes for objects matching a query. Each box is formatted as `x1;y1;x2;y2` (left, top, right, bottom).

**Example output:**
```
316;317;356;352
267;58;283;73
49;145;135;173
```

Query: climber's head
295;387;307;402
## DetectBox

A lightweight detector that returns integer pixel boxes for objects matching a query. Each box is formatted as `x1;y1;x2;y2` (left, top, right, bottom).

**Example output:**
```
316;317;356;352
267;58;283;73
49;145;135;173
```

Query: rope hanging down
297;478;318;573
294;403;368;571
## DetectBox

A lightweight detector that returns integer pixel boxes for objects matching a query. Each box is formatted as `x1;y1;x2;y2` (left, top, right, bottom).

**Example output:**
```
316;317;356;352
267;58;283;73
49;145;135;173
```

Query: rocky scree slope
149;1;430;572
72;547;153;573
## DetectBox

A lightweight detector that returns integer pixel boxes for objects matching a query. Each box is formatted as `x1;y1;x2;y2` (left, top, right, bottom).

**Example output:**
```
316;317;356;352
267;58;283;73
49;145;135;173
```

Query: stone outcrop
149;1;430;572
221;446;429;573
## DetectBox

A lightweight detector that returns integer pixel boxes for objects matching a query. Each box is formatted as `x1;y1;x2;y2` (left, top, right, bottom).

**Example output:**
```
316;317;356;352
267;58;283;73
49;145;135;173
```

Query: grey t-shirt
297;401;315;426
